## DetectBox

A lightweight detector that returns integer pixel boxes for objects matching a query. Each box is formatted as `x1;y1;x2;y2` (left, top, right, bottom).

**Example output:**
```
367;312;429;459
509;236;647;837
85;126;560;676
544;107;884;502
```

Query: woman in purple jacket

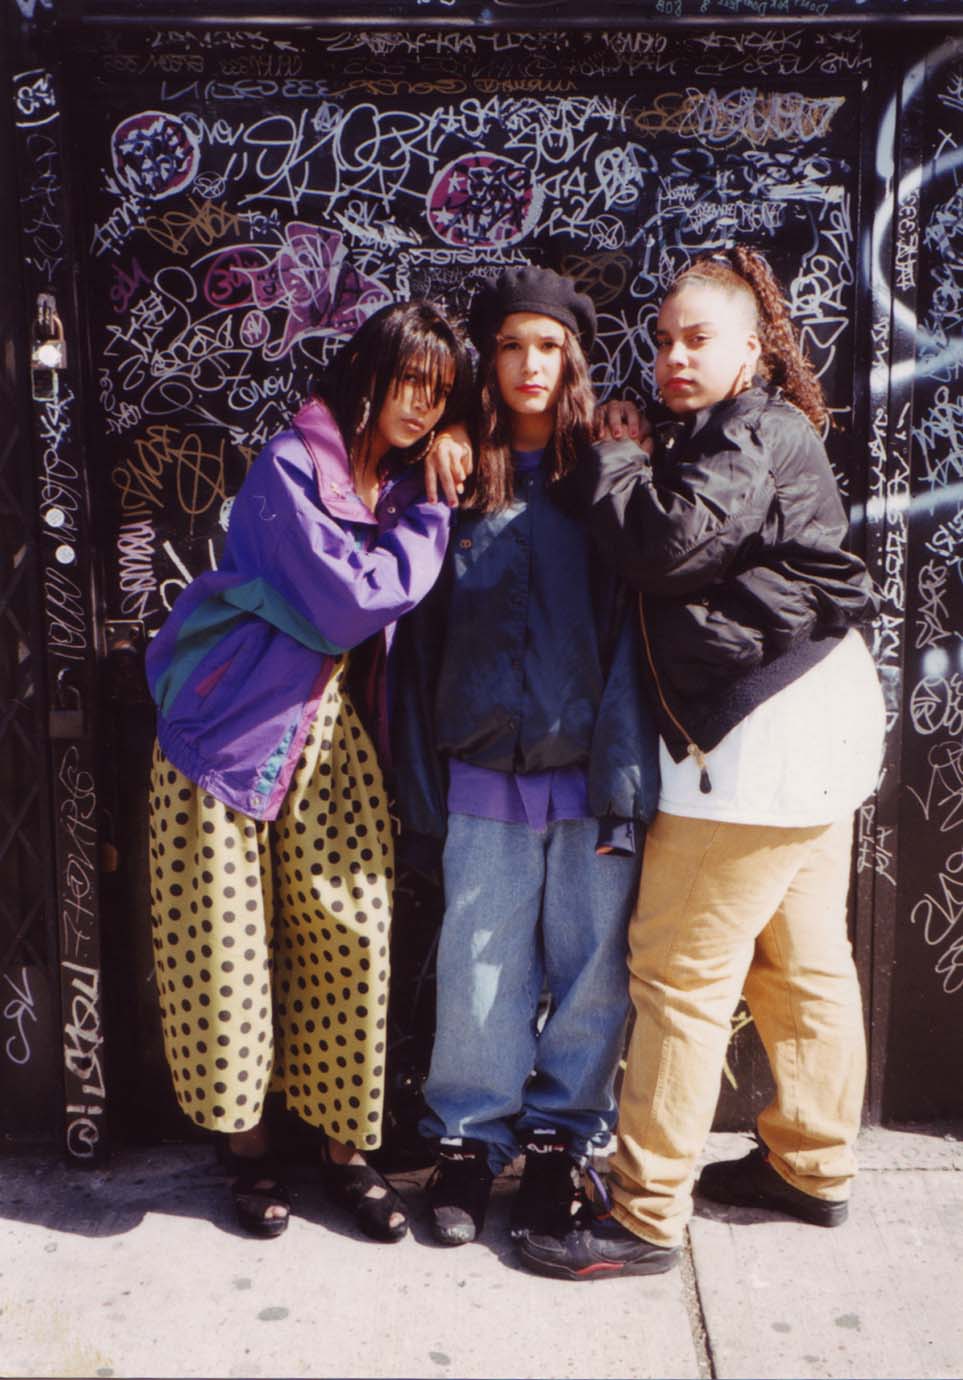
145;301;469;1241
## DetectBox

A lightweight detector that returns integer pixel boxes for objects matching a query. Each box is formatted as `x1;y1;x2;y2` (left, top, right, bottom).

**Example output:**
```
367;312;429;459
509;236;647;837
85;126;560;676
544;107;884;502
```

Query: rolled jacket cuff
595;816;636;856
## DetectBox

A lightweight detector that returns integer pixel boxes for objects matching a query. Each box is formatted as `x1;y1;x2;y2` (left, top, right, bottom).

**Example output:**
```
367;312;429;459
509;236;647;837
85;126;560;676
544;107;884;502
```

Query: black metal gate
2;1;961;1162
0;30;61;1147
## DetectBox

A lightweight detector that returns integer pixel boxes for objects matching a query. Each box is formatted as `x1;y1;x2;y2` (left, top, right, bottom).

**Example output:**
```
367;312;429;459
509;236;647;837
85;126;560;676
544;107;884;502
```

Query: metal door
3;3;961;1155
69;20;876;1141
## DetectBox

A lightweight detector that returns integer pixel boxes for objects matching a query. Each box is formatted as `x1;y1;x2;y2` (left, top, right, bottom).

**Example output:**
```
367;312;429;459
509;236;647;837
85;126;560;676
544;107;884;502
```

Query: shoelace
584;1161;613;1212
567;1161;617;1230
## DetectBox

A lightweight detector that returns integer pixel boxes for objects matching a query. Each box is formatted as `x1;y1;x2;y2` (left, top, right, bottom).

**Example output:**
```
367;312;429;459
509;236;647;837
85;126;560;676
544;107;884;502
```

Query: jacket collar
654;379;773;449
291;396;378;526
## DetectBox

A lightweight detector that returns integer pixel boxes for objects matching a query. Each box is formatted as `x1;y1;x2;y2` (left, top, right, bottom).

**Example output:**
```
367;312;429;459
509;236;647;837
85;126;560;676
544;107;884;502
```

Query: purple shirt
447;759;590;831
445;447;591;831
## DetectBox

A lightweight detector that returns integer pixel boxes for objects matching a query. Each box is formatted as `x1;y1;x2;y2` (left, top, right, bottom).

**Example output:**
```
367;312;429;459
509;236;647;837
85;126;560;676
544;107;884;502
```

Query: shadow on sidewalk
0;1143;527;1267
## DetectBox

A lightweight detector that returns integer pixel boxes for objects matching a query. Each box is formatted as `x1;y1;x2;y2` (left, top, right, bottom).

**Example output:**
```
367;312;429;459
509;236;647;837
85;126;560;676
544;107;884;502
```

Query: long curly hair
665;246;829;431
464;324;597;513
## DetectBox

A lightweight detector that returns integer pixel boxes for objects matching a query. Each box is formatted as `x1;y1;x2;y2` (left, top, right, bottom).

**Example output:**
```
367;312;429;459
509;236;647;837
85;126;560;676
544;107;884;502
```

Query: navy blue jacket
392;455;660;846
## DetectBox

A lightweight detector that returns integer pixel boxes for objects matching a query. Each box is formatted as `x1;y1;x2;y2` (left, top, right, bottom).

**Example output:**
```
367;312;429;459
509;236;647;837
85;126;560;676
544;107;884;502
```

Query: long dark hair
665;247;829;431
464;323;596;513
319;300;472;467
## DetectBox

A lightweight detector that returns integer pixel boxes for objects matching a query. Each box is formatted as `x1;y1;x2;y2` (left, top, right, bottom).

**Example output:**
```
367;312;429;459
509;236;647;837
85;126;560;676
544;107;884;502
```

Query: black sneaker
510;1129;582;1239
517;1209;680;1281
697;1145;849;1227
427;1137;494;1245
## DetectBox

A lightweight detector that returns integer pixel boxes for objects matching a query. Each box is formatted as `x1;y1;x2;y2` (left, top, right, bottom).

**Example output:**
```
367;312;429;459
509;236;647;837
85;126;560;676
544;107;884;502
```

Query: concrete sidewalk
0;1125;960;1380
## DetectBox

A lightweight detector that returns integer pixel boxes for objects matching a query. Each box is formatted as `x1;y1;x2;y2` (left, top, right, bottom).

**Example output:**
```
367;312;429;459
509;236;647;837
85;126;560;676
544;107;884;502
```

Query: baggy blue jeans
421;814;640;1173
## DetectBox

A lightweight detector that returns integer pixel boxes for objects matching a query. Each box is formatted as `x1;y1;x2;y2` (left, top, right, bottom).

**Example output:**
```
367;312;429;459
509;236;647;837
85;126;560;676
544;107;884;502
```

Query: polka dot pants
148;663;394;1149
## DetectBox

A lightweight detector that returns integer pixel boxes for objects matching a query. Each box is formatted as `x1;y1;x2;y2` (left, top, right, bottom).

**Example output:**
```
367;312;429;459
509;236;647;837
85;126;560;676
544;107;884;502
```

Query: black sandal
320;1142;409;1243
220;1147;291;1239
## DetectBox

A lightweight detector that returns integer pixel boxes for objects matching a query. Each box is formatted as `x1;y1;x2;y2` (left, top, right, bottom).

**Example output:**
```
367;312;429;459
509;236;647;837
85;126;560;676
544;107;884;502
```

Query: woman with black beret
396;267;659;1248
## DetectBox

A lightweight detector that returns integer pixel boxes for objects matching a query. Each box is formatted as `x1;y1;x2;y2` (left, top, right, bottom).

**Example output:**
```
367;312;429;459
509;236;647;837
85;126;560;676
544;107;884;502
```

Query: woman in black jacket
518;246;885;1281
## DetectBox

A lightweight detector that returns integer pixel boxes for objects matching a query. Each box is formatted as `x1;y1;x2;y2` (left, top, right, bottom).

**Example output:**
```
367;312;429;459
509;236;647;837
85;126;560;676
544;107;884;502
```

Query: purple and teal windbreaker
145;398;451;821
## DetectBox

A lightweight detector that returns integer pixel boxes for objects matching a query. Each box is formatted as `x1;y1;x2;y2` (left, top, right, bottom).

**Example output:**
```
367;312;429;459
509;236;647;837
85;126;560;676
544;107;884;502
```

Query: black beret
467;266;597;354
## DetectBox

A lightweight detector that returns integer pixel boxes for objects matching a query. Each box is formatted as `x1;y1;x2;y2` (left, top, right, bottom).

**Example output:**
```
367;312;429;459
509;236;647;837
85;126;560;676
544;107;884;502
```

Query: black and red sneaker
517;1208;680;1281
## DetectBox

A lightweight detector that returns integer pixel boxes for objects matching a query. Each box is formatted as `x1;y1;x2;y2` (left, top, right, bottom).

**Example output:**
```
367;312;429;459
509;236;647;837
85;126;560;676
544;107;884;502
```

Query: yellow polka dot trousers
148;662;395;1149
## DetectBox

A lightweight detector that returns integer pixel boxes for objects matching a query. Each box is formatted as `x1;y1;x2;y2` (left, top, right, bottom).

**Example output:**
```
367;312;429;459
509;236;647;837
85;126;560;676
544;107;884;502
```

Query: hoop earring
355;397;371;434
420;427;436;457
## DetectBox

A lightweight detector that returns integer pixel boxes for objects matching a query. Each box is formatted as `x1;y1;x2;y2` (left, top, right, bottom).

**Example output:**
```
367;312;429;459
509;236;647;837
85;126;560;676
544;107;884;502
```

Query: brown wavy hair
464;324;597;513
665;246;829;431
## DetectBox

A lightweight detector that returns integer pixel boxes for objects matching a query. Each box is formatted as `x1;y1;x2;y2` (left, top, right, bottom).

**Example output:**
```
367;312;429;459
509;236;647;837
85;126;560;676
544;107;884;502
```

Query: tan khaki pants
608;811;866;1247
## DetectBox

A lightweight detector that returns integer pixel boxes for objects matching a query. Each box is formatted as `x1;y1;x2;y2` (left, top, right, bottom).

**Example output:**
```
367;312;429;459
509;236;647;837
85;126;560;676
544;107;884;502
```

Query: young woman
145;301;470;1241
517;247;885;1280
398;266;659;1246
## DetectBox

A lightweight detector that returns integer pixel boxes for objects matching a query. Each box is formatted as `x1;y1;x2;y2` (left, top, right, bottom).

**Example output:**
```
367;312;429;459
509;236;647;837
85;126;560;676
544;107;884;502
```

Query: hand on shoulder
593;397;654;455
424;425;473;506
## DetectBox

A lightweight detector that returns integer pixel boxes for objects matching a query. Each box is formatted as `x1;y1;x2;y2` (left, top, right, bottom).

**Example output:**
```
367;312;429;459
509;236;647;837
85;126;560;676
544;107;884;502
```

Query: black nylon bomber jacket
583;382;878;767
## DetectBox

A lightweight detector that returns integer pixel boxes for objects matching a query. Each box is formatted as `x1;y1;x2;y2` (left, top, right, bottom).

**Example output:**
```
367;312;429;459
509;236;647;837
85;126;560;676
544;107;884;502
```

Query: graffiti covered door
69;26;876;1137
59;23;879;1140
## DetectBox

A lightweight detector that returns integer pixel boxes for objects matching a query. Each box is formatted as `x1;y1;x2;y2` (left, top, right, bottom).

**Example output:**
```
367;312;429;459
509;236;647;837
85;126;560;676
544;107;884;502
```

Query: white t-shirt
658;629;885;827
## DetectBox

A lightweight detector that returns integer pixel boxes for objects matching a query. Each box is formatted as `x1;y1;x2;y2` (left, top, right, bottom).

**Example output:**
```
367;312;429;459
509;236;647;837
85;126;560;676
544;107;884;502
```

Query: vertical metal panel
885;36;963;1119
0;3;61;1146
854;36;922;1120
848;41;883;1116
7;0;109;1163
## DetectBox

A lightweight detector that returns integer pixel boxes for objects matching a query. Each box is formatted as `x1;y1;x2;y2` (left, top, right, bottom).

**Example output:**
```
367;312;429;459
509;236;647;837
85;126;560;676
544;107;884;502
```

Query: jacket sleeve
230;438;452;651
588;596;661;825
587;430;775;597
389;563;452;845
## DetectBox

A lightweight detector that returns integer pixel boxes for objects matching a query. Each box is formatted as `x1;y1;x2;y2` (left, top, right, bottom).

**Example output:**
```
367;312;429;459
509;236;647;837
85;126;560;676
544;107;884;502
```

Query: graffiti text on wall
15;63;108;1159
2;970;38;1068
81;27;863;648
904;48;963;998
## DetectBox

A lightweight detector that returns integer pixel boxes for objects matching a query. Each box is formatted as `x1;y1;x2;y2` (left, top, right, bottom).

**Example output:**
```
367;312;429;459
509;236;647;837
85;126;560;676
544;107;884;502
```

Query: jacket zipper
638;594;713;794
